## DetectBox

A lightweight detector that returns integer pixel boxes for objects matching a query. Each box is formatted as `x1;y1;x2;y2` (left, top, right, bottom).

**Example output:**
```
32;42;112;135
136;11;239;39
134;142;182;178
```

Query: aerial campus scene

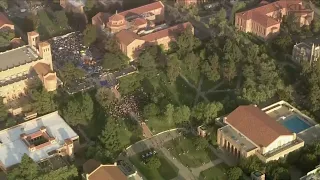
3;0;320;180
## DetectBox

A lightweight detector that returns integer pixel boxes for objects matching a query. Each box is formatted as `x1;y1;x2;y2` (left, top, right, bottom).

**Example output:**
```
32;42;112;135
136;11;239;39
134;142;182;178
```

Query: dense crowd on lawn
109;95;140;118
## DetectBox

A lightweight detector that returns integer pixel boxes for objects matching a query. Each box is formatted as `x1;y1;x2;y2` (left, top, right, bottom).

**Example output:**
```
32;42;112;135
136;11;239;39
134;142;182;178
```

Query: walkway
161;147;197;180
190;159;223;177
180;74;209;102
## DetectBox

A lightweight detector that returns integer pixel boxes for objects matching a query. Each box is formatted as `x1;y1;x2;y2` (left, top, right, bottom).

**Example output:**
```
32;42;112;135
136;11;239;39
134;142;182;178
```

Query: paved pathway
180;74;209;102
161;147;197;180
190;159;223;177
204;81;224;94
194;76;204;105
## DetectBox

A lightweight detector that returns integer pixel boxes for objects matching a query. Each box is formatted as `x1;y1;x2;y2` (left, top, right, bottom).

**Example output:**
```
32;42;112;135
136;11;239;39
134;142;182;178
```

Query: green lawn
129;152;178;180
164;135;218;168
201;77;222;92
146;116;175;134
199;163;229;180
160;76;197;106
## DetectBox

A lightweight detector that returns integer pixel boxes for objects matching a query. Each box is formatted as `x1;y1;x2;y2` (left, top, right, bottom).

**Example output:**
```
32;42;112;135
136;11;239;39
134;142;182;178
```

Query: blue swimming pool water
281;115;311;133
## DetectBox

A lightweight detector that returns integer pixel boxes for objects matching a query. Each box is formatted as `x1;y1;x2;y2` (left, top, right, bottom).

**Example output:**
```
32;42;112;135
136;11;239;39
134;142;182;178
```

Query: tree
143;103;160;118
99;118;121;156
192;102;223;124
239;156;264;175
84;0;95;12
227;167;243;180
176;27;201;58
118;74;142;95
194;137;208;150
83;24;97;47
0;30;14;48
230;2;246;23
266;161;290;180
173;105;191;124
216;8;227;23
104;36;121;53
102;52;128;70
138;49;158;78
0;97;7;120
95;87;117;110
299;153;318;172
6;116;16;127
59;62;85;86
221;57;236;82
167;54;181;83
272;34;293;53
0;0;8;10
29;88;57;115
36;165;78;180
7;154;40;180
164;104;174;123
201;54;220;82
62;93;94;126
145;156;161;170
54;10;68;28
311;18;320;34
24;14;39;32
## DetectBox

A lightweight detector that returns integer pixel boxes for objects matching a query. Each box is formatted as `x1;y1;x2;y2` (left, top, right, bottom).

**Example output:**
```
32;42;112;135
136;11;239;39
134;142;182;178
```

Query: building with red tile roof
116;22;193;59
217;101;307;163
92;1;164;33
176;0;207;6
82;159;137;180
0;12;14;31
235;0;314;39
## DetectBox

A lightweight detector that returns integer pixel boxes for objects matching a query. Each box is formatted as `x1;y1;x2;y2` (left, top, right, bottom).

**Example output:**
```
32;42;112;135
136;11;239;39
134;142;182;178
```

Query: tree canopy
102;52;128;71
7;154;40;180
83;24;97;47
59;62;86;86
227;167;243;180
29;88;57;115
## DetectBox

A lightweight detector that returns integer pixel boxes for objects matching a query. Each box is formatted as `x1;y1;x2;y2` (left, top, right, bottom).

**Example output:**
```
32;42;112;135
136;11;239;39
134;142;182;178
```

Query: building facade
0;31;58;110
292;36;320;65
235;0;314;40
0;111;79;172
217;101;309;163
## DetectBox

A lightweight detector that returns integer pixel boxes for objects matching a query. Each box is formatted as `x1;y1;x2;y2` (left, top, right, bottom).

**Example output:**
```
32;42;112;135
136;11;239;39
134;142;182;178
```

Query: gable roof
88;165;127;180
225;105;292;147
116;29;144;45
119;1;164;17
236;0;310;28
142;22;192;41
0;12;13;28
83;159;101;174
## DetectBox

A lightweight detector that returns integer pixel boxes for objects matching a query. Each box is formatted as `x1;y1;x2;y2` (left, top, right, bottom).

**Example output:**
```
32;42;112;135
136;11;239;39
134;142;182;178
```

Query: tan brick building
0;31;57;110
217;101;310;163
235;0;314;39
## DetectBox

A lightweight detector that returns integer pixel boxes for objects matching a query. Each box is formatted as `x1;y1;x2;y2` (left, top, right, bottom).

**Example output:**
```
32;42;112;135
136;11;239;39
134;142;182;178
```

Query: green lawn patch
129;152;178;180
164;135;218;168
160;76;197;106
201;77;222;92
199;163;229;180
146;116;175;134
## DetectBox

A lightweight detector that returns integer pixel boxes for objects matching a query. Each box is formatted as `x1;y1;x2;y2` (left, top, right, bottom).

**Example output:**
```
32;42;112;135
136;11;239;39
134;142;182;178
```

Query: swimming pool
281;115;311;133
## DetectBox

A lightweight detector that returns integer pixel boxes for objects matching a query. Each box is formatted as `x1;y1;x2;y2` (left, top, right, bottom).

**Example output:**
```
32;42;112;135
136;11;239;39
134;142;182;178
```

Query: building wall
262;135;295;154
126;39;146;59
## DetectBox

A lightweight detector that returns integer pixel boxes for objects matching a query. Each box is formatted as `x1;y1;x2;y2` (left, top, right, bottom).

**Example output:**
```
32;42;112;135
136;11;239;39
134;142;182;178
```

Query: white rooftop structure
0;111;78;169
67;0;86;7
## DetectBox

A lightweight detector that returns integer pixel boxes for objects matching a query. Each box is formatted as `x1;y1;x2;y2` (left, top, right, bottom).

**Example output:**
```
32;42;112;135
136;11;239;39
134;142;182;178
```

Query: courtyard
199;163;228;180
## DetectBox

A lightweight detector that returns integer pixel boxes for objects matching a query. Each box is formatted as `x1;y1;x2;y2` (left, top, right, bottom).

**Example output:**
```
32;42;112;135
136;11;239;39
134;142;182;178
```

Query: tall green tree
173;105;191;124
59;62;85;86
167;54;181;83
29;88;57;115
62;93;94;126
95;87;117;110
192;102;223;124
0;0;8;10
164;104;174;123
102;52;128;70
99;118;121;156
145;156;161;170
7;154;40;180
83;24;97;47
143;103;160;118
201;54;220;82
227;167;243;180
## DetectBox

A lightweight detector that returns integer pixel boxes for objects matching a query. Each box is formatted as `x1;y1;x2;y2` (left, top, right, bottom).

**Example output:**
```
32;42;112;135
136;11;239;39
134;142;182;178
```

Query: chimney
27;31;39;50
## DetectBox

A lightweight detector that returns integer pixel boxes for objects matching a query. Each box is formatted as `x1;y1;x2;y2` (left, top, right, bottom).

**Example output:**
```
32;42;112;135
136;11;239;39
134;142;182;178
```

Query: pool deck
262;101;320;144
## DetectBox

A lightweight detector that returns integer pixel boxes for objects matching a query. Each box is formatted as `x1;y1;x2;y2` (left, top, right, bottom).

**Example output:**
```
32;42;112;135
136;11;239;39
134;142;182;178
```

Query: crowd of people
109;95;140;119
49;32;103;76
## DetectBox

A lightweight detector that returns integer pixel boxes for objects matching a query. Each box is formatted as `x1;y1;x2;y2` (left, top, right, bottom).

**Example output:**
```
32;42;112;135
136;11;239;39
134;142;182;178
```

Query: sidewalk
190;159;223;177
160;147;197;180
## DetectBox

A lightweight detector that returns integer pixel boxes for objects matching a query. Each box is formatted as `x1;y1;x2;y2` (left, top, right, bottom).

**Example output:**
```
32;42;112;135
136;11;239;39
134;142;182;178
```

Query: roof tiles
226;105;292;147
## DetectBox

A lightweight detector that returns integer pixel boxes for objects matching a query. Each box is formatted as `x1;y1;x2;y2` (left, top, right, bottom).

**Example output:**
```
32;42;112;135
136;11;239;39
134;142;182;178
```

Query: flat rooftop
0;46;40;72
0;111;78;169
220;125;257;152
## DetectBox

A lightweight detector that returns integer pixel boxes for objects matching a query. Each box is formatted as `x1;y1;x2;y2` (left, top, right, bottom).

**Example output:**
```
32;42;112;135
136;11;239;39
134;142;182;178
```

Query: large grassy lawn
199;163;229;180
129;152;178;180
164;135;218;168
160;76;197;107
146;116;175;134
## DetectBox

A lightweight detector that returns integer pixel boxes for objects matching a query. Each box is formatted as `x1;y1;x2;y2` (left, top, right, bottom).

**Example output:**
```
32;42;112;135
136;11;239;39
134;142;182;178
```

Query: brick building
235;0;314;39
